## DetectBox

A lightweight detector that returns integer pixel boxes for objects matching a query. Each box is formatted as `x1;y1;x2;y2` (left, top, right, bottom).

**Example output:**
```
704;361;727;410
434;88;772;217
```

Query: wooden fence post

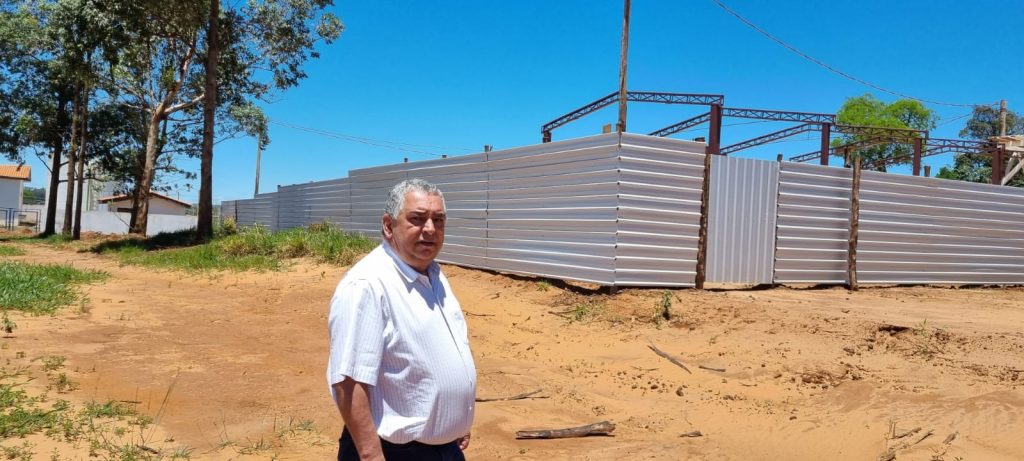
695;148;712;289
847;158;862;291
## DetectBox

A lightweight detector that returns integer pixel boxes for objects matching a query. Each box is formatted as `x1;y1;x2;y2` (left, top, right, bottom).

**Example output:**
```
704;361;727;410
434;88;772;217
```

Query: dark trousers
338;427;466;461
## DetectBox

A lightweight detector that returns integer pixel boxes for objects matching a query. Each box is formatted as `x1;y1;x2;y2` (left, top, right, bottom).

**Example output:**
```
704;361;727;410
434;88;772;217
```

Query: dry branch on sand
516;421;616;439
647;343;692;374
475;389;546;402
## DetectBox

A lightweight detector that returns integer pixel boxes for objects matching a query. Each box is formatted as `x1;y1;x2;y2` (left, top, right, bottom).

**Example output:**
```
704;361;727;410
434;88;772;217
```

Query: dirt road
4;244;1023;460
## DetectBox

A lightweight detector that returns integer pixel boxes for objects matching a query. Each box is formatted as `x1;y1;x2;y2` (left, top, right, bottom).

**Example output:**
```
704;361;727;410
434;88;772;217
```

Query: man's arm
334;378;385;461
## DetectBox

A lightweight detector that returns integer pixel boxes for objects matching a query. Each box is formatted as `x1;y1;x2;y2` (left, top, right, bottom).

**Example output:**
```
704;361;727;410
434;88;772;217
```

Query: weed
82;400;135;419
169;445;194;459
1;311;15;335
0;261;107;314
237;436;272;455
218;217;238;236
0;441;33;461
0;245;25;257
41;355;65;371
48;373;76;393
708;335;719;346
654;290;673;324
570;301;604;323
536;280;551;292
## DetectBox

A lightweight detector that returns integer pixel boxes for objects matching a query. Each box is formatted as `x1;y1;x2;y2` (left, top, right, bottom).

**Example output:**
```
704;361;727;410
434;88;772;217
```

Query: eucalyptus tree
194;0;343;241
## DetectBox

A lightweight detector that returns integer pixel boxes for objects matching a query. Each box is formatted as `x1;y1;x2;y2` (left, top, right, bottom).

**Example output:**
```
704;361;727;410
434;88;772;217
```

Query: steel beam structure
541;91;724;142
647;112;710;138
720;107;835;124
719;123;819;156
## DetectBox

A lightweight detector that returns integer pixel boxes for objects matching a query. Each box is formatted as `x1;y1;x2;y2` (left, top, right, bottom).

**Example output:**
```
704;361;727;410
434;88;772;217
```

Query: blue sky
23;0;1024;203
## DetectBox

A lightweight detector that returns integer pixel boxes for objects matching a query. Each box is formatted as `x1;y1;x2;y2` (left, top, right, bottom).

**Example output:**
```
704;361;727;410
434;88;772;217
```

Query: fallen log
476;389;546;402
516;421;616;439
647;344;692;374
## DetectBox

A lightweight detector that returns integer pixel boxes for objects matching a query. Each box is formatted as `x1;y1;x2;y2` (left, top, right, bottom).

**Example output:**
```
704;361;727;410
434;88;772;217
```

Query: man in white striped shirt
327;179;476;461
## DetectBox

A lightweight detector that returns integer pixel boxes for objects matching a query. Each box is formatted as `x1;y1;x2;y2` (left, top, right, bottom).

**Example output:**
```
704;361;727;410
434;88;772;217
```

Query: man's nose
422;218;436;234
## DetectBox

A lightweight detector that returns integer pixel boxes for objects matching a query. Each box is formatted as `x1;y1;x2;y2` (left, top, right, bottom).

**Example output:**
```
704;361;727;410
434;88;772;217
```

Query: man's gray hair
385;178;445;219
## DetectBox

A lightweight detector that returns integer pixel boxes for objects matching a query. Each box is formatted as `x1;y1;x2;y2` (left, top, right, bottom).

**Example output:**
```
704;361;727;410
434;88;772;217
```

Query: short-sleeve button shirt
327;242;476;445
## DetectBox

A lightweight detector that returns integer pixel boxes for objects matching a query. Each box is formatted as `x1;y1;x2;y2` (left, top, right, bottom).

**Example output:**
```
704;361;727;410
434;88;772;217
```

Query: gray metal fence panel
774;162;852;284
406;153;488;268
615;134;705;287
487;134;620;285
857;171;1024;284
220;132;1024;288
707;156;779;284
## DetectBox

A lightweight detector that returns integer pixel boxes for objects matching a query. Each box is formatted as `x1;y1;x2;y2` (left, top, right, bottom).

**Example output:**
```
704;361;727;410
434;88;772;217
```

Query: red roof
98;191;192;208
0;165;31;181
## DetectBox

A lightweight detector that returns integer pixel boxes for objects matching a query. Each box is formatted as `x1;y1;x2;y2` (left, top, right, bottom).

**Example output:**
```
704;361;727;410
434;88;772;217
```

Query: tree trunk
130;111;163;235
62;90;80;236
73;90;89;240
43;94;70;236
196;0;220;243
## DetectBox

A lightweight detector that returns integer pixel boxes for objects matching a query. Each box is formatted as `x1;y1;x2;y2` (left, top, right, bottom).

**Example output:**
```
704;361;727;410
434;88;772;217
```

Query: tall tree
936;105;1024;187
1;1;77;236
102;0;207;235
194;0;342;241
834;94;936;171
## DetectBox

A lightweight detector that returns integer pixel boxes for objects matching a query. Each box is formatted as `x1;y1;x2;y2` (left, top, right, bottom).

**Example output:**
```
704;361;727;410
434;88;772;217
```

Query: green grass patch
0;234;73;245
95;223;376;273
0;245;24;257
0;261;108;315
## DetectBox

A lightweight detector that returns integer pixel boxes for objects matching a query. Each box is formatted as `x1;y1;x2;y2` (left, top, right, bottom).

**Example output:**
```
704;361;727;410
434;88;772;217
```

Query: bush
219;216;238;236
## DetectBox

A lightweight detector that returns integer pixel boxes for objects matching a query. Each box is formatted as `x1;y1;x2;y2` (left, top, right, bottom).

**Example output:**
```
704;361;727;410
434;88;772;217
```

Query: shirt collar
382;241;439;284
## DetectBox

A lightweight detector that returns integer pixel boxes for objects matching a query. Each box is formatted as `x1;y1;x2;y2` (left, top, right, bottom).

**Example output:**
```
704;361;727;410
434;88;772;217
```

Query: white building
0;165;32;227
97;191;192;216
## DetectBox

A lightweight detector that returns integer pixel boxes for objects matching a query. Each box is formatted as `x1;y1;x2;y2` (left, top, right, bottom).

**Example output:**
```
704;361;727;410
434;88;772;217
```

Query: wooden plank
848;160;861;291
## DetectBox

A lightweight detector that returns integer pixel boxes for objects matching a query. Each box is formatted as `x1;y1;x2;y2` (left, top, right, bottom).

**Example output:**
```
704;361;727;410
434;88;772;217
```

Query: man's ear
381;214;394;240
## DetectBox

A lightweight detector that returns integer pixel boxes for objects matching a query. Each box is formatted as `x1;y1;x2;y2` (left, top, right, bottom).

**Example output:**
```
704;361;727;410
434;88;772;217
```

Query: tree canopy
936;105;1024;187
834;94;936;171
0;0;342;237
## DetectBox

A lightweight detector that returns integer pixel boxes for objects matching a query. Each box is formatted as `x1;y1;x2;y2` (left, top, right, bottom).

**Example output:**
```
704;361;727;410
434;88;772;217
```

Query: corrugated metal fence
223;132;1024;287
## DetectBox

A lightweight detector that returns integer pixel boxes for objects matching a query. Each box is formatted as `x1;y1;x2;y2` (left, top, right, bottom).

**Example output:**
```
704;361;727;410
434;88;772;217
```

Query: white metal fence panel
615;134;705;287
775;162;852;284
707;156;779;284
857;172;1024;284
487;135;620;284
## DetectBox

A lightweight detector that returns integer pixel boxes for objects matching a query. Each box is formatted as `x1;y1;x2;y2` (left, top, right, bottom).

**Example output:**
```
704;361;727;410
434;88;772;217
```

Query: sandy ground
2;242;1023;460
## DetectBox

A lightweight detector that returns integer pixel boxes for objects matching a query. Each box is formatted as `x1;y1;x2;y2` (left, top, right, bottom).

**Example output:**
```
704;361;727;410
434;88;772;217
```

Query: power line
935;111;973;128
269;120;476;158
709;0;994;108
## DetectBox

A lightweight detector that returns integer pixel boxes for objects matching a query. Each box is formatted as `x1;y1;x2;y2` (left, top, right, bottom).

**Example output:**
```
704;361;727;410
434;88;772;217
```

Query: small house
98;192;192;216
0;165;32;224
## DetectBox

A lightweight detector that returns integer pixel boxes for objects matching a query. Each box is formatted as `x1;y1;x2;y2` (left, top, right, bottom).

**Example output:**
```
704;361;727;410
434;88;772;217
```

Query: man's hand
458;432;471;450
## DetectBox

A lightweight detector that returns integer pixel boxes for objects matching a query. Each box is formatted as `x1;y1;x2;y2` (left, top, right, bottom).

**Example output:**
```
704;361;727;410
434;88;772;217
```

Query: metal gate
706;156;779;284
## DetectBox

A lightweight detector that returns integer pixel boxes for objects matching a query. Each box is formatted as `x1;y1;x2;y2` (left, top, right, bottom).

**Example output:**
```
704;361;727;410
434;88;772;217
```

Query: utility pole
1000;99;1008;136
617;0;631;133
254;132;262;196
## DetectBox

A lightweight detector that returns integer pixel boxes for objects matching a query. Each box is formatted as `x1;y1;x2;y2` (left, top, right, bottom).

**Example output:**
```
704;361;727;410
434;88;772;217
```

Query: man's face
382;190;446;273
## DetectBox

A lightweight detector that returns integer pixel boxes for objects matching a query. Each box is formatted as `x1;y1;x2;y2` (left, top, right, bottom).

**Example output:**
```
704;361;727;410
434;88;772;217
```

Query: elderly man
327;178;476;461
